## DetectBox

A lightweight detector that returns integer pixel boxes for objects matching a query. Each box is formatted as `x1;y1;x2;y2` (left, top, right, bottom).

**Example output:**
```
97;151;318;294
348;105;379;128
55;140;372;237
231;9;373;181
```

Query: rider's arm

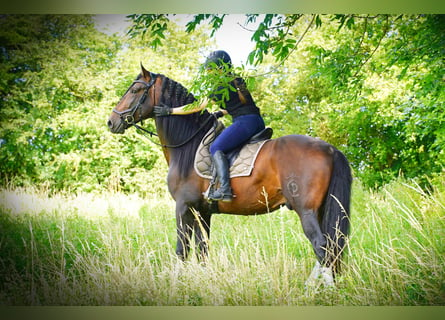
170;97;209;115
154;97;228;117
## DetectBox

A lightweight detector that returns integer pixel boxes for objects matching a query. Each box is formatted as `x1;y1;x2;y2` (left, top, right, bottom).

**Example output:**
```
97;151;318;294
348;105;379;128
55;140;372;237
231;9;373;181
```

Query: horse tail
321;148;352;273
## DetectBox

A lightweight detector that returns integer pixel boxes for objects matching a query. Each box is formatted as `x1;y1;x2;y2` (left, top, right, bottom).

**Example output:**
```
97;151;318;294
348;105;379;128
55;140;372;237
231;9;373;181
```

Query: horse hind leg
298;209;335;289
291;204;335;288
299;209;327;264
282;164;335;287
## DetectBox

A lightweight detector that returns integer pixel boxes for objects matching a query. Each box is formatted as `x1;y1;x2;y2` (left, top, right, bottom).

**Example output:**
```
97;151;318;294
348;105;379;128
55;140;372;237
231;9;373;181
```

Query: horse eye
131;89;139;94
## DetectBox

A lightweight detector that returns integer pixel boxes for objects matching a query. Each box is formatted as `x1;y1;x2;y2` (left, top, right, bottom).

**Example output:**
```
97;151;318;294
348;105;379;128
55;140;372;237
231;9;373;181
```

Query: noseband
112;72;157;126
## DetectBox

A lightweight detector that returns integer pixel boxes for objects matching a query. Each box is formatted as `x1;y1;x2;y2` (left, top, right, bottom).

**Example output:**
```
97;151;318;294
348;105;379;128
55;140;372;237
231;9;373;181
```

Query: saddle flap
195;126;271;180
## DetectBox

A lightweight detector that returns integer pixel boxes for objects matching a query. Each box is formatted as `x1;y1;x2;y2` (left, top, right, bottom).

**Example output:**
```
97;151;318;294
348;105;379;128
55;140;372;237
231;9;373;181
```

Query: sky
93;14;257;67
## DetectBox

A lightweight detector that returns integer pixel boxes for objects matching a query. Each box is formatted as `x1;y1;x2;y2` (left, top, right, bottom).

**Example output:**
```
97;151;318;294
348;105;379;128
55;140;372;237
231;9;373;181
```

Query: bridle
112;72;157;126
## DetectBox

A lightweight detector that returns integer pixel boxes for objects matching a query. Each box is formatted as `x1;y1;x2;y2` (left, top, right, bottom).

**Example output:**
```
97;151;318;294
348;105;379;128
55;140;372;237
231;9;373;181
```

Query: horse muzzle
107;116;128;134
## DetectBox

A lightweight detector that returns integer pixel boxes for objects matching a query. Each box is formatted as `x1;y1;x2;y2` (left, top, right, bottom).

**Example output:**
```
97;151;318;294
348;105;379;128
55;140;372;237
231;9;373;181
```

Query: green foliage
187;61;244;110
326;15;445;187
0;15;119;188
251;15;444;187
185;14;227;37
0;15;213;195
126;14;170;49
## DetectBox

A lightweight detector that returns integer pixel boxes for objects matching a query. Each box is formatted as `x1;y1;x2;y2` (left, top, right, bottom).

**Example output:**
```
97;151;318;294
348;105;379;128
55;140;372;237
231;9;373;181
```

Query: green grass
0;177;444;305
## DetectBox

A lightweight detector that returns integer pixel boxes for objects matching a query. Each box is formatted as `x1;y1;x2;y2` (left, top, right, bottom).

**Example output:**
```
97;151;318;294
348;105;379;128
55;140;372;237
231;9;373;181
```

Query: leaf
346;16;355;29
315;15;323;28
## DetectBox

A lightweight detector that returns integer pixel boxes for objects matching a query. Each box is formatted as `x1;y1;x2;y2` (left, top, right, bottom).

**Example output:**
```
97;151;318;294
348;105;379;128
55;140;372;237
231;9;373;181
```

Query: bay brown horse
107;65;352;286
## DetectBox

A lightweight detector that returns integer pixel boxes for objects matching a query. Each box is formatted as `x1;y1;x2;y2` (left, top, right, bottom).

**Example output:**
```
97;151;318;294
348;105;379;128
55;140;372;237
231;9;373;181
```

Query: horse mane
155;74;214;178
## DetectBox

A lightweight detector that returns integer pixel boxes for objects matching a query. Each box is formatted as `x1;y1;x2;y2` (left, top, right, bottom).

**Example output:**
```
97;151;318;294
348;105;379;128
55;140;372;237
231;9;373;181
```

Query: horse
107;64;352;286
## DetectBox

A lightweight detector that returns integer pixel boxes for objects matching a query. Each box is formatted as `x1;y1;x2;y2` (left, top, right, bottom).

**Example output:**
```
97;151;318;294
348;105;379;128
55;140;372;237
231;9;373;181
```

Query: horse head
108;64;158;134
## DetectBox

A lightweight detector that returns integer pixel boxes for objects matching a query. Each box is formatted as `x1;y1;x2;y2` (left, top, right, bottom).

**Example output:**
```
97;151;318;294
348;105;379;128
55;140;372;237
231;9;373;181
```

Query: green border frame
0;0;444;13
1;306;444;320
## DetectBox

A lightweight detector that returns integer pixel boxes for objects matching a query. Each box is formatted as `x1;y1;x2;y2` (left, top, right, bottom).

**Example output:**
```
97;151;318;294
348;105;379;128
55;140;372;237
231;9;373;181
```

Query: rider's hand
154;105;172;117
213;111;225;118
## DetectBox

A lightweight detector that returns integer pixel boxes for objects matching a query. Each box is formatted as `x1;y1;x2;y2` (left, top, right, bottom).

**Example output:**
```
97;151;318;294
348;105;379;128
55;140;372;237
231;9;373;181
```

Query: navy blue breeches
210;114;265;156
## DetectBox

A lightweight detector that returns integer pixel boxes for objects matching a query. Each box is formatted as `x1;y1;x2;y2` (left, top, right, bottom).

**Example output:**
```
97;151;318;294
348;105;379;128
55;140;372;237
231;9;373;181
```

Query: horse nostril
107;120;113;129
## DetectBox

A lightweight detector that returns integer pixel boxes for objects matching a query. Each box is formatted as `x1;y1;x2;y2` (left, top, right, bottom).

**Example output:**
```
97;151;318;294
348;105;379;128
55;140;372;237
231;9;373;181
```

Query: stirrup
208;189;233;202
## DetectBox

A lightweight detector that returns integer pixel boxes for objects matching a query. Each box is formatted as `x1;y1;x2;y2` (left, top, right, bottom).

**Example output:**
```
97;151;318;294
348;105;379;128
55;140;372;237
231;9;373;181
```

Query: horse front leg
175;202;194;261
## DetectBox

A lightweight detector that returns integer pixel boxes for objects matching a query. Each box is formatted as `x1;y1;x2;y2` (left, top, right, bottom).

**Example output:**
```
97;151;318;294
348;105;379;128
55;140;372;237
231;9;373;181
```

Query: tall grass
0;177;444;305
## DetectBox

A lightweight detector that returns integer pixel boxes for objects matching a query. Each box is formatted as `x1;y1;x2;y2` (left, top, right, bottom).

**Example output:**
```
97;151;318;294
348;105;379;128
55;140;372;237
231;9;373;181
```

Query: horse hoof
304;261;335;293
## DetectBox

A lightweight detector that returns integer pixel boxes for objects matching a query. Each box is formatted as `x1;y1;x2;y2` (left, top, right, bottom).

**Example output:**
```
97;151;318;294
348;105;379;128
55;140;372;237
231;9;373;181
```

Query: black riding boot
209;150;233;202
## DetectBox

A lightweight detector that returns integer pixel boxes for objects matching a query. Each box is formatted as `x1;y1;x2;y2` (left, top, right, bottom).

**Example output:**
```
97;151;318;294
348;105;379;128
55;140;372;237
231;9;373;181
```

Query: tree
0;15;215;194
0;15;117;187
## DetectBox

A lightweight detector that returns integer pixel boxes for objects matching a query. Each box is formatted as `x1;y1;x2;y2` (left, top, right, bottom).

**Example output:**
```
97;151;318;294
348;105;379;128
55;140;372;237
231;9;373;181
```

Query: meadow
0;177;444;306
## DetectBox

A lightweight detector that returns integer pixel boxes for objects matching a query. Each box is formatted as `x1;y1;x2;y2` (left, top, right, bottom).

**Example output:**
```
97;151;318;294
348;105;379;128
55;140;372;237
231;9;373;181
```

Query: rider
154;50;265;202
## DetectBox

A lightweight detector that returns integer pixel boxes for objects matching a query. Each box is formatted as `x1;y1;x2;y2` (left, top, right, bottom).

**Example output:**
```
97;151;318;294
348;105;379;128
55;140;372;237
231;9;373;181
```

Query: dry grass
0;177;444;305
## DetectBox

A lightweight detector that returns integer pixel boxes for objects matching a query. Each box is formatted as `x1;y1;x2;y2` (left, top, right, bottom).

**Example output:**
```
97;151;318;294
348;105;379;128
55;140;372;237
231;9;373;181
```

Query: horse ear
140;63;151;80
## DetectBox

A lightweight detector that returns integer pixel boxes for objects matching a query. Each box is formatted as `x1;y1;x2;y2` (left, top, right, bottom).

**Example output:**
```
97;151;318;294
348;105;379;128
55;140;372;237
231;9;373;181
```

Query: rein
133;113;219;149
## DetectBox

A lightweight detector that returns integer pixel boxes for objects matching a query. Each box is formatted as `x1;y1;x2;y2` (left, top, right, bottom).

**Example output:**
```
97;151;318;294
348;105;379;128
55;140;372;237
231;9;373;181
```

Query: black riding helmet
204;50;233;70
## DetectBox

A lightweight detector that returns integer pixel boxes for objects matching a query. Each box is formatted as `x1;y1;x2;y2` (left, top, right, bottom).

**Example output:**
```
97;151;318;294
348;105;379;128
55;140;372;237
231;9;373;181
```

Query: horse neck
155;113;212;177
154;75;212;176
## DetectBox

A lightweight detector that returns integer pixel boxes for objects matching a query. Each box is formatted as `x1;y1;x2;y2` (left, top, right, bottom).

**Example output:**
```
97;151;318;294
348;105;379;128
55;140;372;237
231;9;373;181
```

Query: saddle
194;122;273;179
